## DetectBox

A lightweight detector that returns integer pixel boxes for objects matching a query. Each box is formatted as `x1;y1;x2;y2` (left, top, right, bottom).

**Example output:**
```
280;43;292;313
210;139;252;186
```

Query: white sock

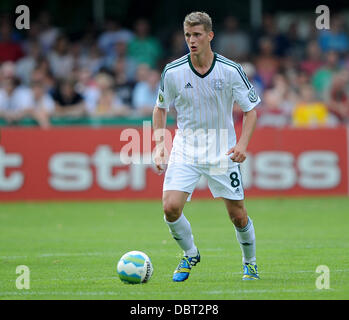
235;217;256;265
164;213;198;257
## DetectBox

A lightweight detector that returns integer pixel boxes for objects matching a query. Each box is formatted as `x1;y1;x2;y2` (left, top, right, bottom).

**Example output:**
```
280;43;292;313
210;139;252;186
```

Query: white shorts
163;162;244;201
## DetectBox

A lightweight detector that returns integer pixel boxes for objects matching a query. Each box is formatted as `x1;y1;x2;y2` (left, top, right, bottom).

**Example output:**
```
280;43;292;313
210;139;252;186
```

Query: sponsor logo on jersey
184;82;193;89
248;87;258;103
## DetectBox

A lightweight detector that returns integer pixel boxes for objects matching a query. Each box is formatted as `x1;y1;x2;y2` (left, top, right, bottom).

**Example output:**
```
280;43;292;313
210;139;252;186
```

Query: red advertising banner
239;127;348;197
0;126;348;201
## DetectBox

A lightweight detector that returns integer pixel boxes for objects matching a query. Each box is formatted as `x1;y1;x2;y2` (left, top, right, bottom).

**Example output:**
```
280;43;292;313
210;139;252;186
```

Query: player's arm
227;65;261;163
152;70;174;174
153;106;167;174
227;109;257;163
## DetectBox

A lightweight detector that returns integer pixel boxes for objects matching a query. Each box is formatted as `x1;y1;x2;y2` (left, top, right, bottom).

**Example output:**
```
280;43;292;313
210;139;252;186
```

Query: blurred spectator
15;41;42;85
287;69;310;96
345;52;349;70
28;80;55;128
75;68;99;113
90;73;130;117
325;70;349;124
0;15;22;42
51;78;86;117
104;40;138;80
0;20;24;63
132;69;160;115
69;42;83;69
78;43;104;75
119;63;152;109
48;35;74;79
283;22;305;60
215;16;250;61
0;61;16;81
35;57;52;77
318;15;349;54
253;14;289;57
114;58;137;106
166;30;188;61
127;19;163;68
97;19;134;56
312;50;340;100
254;37;280;88
258;74;295;127
300;40;324;76
0;9;348;127
282;55;301;90
21;21;41;54
30;63;55;94
292;84;330;127
0;77;32;123
135;63;151;83
37;11;60;53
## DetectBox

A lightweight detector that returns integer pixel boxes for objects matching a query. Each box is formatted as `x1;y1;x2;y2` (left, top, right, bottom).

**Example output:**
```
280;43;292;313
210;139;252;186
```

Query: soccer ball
117;251;153;284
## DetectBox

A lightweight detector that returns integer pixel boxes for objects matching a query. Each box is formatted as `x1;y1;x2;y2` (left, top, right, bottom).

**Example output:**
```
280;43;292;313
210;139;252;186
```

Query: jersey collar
188;52;217;78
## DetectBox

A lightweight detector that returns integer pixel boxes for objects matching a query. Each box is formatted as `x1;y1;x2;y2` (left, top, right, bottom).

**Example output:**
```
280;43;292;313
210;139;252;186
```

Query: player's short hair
183;12;212;32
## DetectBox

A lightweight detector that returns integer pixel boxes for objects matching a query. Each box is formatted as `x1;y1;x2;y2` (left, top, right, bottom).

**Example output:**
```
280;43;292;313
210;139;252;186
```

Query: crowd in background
0;11;349;128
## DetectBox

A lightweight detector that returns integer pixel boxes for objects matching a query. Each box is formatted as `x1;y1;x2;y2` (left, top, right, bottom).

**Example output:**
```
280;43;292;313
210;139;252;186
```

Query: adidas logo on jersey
184;82;193;89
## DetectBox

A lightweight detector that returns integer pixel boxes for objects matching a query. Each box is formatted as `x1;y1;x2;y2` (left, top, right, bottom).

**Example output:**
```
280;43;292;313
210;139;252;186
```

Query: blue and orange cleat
242;263;260;280
173;251;200;282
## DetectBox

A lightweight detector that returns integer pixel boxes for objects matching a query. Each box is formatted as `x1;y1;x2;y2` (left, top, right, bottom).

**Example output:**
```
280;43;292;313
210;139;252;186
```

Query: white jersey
156;52;261;168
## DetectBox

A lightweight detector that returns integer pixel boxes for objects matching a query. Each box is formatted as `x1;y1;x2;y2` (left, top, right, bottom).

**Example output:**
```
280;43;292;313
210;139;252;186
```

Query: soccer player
152;12;260;281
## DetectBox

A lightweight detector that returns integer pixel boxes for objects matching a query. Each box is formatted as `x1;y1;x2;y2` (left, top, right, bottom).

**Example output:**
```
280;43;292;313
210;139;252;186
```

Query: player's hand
226;144;247;163
154;148;167;175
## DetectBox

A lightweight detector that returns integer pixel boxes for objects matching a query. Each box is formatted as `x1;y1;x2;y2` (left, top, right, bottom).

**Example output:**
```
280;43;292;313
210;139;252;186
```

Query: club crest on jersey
248;87;258;103
211;79;224;90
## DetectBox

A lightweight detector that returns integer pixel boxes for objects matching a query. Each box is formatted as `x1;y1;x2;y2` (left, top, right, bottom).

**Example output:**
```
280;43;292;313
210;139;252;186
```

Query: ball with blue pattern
117;251;153;284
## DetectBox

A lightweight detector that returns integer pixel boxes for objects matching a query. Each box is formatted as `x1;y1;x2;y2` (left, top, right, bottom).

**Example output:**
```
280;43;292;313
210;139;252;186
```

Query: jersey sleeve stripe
216;57;252;89
217;56;252;88
166;54;189;68
161;59;188;91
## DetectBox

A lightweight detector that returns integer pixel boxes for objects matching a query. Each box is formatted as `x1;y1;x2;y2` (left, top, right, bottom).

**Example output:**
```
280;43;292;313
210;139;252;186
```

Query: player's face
184;24;213;56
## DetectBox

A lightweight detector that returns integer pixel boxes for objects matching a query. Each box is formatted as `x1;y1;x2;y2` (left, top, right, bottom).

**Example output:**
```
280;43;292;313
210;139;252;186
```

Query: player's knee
163;200;182;222
228;205;247;228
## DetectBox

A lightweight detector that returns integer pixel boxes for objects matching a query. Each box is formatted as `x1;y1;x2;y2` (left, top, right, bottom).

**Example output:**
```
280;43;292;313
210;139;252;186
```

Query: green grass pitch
0;197;348;300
